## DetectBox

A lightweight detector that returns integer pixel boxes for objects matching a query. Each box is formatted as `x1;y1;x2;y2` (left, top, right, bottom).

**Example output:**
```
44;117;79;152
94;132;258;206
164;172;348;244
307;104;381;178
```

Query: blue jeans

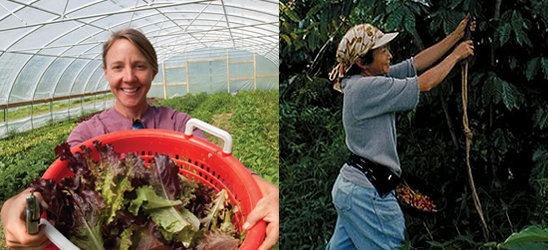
326;174;405;250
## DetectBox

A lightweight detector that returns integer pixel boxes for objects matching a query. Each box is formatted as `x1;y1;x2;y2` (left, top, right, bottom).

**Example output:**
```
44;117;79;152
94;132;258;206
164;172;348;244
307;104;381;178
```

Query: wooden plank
230;74;278;80
227;49;230;92
164;65;187;69
0;89;110;109
228;60;254;64
257;74;279;78
166;83;187;86
162;62;167;99
0;90;112;109
229;77;254;81
187;58;227;63
186;52;190;93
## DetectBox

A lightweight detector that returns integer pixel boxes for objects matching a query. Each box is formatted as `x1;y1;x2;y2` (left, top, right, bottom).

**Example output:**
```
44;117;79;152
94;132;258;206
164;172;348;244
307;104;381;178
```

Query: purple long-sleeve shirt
67;105;206;147
67;105;255;174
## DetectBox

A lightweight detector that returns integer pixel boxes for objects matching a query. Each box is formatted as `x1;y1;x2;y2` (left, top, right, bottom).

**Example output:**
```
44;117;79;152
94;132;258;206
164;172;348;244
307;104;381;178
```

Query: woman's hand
246;175;279;250
1;188;51;249
452;40;475;61
454;15;477;39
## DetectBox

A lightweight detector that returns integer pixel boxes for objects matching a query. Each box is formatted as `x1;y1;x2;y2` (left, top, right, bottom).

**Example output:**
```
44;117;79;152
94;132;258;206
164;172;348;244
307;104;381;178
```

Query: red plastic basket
41;119;266;250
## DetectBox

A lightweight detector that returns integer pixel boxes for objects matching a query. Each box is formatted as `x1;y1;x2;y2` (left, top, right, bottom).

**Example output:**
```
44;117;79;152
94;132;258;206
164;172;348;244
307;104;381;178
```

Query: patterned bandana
329;24;398;92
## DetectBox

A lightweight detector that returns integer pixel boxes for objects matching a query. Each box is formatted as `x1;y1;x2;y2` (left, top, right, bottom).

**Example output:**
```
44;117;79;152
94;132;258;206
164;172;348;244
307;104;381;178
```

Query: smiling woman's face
103;38;156;114
367;45;393;75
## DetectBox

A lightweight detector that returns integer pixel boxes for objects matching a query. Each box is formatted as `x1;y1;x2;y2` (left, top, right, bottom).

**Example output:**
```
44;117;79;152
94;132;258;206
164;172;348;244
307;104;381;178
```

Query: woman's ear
355;58;367;70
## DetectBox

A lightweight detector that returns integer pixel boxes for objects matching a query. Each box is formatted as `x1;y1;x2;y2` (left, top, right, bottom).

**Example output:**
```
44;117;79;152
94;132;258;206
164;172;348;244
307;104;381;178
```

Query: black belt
347;154;401;197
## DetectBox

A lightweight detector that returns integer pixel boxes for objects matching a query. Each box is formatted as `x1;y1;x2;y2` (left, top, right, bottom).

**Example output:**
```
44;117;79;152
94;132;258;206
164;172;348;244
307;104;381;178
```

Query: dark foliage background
280;0;548;249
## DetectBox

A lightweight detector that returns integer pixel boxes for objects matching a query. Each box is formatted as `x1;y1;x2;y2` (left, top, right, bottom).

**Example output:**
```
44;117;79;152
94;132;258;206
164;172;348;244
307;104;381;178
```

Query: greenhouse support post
227;48;230;93
185;52;189;94
162;62;167;99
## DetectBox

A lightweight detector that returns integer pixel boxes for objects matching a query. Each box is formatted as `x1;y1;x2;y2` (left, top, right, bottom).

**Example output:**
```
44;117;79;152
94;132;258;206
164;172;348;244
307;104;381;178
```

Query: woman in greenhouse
325;16;475;249
1;29;279;250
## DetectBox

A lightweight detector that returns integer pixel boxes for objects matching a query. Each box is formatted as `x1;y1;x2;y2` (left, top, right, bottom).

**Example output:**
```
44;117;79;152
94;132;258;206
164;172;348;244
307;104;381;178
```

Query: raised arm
418;40;474;92
414;15;475;72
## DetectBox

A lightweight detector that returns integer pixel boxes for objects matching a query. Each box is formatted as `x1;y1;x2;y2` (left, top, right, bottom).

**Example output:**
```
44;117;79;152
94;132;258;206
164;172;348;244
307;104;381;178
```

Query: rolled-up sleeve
389;58;418;79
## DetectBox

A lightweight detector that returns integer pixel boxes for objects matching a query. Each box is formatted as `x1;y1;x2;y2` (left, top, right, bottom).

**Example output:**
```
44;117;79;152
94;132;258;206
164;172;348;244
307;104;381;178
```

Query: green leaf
470;71;486;87
200;189;228;231
130;185;197;243
281;34;292;45
387;1;401;13
492;128;508;155
387;8;405;30
530;147;548;190
448;0;462;9
98;152;143;224
281;3;300;22
443;11;462;35
404;9;416;34
498;225;548;250
410;0;430;7
405;1;422;15
508;10;532;47
482;72;500;106
534;108;548;130
514;27;532;47
509;57;517;71
541;57;548;81
119;228;133;250
129;185;183;215
428;11;443;33
498;23;512;46
482;72;520;110
510;10;525;31
308;28;319;51
500;78;519;111
526;57;541;81
305;4;323;18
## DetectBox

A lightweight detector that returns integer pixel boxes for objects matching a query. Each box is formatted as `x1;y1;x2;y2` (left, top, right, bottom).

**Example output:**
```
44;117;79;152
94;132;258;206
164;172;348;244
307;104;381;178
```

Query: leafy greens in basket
31;141;242;250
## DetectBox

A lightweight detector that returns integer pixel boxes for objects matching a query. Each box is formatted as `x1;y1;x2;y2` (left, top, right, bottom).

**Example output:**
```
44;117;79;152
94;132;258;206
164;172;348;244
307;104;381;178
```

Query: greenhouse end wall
149;48;279;99
0;48;277;138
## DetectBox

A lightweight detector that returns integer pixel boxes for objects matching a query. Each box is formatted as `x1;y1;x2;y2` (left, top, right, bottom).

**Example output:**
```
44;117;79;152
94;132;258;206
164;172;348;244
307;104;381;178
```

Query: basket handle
184;118;233;154
40;219;80;250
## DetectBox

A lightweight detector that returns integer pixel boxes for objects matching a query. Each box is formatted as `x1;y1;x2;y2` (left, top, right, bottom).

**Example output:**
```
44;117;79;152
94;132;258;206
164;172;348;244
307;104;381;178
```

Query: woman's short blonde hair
102;29;158;72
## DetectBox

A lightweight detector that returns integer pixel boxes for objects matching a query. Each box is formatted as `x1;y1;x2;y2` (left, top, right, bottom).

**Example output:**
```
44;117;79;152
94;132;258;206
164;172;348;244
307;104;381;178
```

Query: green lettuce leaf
140;155;201;244
129;185;182;214
200;189;228;231
94;143;143;223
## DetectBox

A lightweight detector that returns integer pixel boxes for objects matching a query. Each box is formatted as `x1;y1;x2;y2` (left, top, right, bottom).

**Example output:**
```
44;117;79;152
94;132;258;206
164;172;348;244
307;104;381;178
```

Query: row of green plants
0;94;115;123
281;0;548;249
153;90;279;186
0;120;78;202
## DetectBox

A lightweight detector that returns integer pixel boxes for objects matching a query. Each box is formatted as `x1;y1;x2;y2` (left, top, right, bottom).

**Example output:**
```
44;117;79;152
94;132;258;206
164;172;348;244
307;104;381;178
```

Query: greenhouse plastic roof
0;0;279;107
